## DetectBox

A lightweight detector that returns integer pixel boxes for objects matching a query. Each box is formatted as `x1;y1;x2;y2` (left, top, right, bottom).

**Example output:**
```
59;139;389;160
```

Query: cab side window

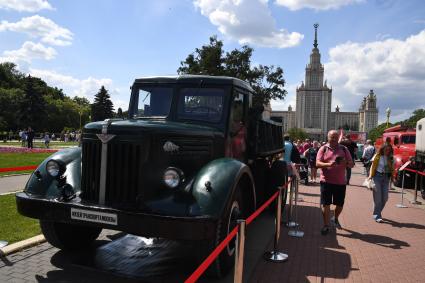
394;136;399;146
230;92;245;136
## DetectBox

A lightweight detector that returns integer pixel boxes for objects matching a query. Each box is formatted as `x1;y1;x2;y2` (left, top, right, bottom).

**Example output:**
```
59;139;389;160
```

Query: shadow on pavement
382;218;425;230
338;228;409;249
263;205;355;282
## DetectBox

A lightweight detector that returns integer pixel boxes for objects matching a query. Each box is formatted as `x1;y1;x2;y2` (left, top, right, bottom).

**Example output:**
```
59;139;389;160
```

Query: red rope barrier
184;226;238;283
0;165;37;173
404;167;425;176
185;179;290;282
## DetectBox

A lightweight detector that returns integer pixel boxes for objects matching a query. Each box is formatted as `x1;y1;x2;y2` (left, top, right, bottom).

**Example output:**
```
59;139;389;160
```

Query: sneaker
331;217;342;229
376;218;383;223
321;226;330;235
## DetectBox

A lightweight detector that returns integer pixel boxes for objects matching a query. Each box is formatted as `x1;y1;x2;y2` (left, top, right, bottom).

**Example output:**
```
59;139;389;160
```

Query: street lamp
386;107;391;128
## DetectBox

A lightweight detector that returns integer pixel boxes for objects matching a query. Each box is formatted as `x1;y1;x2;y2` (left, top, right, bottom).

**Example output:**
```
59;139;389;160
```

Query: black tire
40;220;102;250
198;186;243;278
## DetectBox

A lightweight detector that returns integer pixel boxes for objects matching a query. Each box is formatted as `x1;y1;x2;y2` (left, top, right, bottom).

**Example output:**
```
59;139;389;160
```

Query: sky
1;0;425;124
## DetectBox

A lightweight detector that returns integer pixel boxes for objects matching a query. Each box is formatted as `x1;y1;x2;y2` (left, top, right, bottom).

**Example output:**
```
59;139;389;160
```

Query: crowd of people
283;130;391;235
15;129;82;148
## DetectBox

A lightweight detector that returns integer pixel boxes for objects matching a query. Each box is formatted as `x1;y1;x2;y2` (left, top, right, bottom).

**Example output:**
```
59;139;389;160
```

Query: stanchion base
286;221;299;228
410;200;421;204
263;251;288;262
288;230;304;238
396;204;407;208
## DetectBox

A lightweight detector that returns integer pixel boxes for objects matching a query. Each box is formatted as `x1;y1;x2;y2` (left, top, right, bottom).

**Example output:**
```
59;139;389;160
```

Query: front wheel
198;188;243;278
40;220;102;250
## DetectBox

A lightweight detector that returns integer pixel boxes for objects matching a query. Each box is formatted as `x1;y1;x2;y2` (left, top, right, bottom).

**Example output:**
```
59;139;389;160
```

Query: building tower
359;90;378;132
296;23;332;140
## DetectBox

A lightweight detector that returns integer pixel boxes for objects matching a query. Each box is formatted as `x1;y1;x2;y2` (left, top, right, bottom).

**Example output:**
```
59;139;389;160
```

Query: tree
287;127;308;141
20;75;47;130
178;36;287;108
368;122;393;142
117;107;123;118
91;86;114;122
402;109;425;128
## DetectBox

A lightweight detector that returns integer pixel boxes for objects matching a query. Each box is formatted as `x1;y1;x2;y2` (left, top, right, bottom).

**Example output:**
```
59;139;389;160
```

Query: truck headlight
46;160;65;177
163;168;183;188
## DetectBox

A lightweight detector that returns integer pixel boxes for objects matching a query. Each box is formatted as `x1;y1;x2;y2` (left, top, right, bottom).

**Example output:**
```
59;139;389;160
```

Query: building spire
313;23;319;48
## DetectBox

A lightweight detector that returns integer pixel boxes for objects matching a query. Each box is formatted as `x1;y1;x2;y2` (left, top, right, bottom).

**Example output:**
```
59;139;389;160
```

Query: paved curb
0;190;22;196
0;235;46;257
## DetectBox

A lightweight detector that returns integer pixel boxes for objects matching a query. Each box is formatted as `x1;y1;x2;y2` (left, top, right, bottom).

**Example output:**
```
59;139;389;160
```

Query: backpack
290;142;301;164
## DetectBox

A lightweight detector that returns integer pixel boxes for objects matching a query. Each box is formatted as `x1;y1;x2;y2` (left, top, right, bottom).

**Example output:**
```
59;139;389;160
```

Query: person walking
43;132;50;148
368;144;393;223
339;135;357;185
362;140;375;177
282;135;301;164
27;127;34;149
304;141;320;183
316;130;354;235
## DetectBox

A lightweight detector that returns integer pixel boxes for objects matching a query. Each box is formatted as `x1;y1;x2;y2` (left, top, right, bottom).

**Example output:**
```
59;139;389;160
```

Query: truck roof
133;75;254;92
384;124;416;133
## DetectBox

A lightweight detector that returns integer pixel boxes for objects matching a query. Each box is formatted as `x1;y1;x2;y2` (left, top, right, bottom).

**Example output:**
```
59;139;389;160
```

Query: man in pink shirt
316;130;354;235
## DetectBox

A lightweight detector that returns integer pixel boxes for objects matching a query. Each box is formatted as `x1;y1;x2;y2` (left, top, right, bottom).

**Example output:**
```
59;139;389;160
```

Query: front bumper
16;192;216;240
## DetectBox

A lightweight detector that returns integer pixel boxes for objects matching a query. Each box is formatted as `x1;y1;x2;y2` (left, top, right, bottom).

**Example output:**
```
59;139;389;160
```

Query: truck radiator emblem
163;141;179;152
96;134;116;144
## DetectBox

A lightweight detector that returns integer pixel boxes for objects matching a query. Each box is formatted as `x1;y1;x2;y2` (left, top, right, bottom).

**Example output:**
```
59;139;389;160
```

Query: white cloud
0;15;73;46
194;0;303;48
275;0;364;11
29;68;121;103
0;41;56;63
0;0;53;12
324;30;425;121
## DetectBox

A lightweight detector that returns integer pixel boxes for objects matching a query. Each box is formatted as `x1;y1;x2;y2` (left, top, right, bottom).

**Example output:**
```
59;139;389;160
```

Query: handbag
362;178;376;190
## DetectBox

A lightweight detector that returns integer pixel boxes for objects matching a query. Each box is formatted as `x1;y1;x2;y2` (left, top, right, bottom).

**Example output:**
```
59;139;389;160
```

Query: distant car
356;143;364;160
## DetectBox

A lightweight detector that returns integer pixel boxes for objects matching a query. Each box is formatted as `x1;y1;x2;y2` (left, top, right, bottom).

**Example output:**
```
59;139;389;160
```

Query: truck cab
16;75;285;277
376;125;416;186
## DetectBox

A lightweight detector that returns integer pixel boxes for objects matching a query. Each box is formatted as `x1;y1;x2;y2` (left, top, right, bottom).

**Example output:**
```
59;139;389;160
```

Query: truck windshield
401;135;416;144
134;86;173;118
177;87;224;123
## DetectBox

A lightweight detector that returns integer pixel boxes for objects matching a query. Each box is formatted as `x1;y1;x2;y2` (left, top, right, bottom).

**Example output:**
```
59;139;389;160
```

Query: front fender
24;147;81;198
190;158;254;218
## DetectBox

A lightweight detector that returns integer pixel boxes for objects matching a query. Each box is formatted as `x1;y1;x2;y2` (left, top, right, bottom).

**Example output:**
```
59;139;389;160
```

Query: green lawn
0;194;41;244
0;152;53;176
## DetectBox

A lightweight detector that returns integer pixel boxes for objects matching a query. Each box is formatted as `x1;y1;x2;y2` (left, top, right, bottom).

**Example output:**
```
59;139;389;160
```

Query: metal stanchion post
396;170;407;208
264;186;288;262
411;172;420;204
288;178;304;238
286;177;298;228
233;219;246;283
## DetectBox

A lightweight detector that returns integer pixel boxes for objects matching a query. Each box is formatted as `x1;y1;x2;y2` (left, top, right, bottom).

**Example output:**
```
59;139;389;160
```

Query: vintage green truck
16;75;286;277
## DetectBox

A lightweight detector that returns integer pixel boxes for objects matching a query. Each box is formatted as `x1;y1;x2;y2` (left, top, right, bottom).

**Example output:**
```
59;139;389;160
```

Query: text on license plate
70;208;117;225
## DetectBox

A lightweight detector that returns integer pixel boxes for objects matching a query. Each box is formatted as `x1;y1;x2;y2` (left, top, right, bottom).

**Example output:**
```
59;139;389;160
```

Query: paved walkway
1;165;424;282
250;164;425;282
0;175;28;195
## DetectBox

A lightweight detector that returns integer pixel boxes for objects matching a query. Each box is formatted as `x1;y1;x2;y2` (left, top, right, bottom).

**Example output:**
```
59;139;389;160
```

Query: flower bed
0;147;58;153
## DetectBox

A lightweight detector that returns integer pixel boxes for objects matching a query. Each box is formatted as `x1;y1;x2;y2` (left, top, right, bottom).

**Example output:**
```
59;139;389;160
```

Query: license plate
70;208;118;225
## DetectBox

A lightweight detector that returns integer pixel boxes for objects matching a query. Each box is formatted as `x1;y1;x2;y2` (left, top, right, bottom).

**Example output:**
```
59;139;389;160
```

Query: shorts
308;161;316;168
320;182;346;207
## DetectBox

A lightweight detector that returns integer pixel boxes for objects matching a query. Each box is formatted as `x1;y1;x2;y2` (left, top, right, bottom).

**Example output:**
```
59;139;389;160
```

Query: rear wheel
40;220;102;250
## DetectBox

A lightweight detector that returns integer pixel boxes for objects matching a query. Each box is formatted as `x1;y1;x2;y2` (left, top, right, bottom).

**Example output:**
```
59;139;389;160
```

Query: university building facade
271;24;378;140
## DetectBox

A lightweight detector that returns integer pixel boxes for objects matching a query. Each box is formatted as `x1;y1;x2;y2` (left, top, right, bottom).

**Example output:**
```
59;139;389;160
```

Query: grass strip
0;194;41;244
0;152;52;176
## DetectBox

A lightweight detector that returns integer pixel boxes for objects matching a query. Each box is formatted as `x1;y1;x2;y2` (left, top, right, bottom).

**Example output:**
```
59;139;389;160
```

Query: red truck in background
375;124;416;187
